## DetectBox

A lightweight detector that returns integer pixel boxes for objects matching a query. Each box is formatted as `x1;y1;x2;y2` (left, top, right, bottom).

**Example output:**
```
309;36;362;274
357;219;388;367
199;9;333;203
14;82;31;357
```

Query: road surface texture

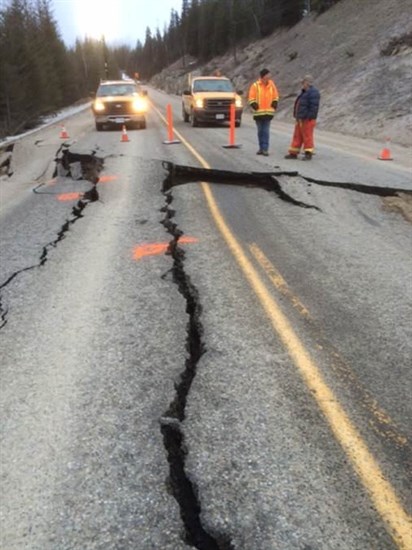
1;89;411;550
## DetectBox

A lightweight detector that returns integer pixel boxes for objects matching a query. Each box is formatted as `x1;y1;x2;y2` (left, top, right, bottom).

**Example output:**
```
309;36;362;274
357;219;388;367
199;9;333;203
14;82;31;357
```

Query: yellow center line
152;103;207;166
250;242;408;449
153;103;412;548
249;243;311;318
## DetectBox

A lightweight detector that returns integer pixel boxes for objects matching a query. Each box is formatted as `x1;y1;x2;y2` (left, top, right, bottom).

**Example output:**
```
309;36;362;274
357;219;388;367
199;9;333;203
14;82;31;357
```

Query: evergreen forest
0;0;340;138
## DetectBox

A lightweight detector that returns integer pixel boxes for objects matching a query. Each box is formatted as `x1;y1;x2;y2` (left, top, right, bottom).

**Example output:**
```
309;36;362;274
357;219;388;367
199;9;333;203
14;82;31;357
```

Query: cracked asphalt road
0;93;411;549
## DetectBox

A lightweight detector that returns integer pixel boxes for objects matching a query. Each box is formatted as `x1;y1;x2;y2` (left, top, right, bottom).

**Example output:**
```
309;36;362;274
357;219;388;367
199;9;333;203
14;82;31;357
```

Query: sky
51;0;183;46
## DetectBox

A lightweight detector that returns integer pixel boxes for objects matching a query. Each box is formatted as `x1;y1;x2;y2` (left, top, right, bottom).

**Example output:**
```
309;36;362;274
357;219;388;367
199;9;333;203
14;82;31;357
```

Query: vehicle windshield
193;79;233;92
97;84;137;97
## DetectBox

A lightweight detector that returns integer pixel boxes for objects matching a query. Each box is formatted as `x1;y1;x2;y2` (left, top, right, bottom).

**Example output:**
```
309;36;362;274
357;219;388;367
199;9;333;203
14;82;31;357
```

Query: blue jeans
255;117;271;152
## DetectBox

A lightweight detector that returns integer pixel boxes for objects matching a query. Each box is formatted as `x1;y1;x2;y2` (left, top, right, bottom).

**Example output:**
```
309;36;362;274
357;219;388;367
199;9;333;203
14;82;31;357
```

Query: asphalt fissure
161;161;318;210
159;183;234;550
162;161;411;202
0;151;102;329
33;149;103;195
301;175;411;197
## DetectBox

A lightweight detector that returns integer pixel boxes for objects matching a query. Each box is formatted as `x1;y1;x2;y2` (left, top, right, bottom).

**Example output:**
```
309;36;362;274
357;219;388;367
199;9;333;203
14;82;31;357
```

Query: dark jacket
294;85;320;120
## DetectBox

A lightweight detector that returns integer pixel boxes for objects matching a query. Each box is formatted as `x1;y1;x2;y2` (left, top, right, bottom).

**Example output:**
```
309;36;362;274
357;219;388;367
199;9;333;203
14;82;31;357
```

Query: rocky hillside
151;0;412;146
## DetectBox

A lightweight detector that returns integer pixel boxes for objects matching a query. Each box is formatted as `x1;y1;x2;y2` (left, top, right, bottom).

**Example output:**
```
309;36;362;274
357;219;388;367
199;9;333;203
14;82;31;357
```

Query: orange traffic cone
163;104;181;144
59;125;69;139
121;125;130;142
378;137;393;161
222;104;241;149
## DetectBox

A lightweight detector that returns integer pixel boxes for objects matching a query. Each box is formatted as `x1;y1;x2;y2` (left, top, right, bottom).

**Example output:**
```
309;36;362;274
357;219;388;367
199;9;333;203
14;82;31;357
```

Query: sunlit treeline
0;0;129;137
0;0;340;138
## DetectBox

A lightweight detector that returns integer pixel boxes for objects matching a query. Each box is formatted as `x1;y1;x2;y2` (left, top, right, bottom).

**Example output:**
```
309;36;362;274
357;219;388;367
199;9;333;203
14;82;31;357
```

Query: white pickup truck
182;76;243;127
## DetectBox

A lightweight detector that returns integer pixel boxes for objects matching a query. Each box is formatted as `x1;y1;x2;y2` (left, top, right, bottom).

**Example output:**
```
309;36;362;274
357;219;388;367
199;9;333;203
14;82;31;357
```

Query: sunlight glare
75;0;120;42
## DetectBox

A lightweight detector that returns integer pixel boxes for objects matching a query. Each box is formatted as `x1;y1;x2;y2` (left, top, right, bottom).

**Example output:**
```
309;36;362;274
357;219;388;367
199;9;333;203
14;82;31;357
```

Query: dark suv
92;80;148;131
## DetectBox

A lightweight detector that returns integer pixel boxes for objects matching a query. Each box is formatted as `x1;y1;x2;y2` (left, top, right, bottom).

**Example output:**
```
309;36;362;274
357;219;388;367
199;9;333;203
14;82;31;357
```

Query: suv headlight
94;99;105;112
235;97;242;108
132;98;147;112
195;98;204;109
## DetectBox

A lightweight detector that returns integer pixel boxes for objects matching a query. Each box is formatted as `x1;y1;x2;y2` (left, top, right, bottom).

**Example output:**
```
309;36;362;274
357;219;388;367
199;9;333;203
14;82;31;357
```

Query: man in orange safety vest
248;68;279;156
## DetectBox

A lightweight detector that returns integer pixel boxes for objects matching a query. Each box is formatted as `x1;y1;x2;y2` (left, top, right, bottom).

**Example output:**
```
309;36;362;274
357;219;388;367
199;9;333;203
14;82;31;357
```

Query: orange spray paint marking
99;175;119;183
134;242;169;260
57;192;82;201
133;236;198;261
178;236;198;244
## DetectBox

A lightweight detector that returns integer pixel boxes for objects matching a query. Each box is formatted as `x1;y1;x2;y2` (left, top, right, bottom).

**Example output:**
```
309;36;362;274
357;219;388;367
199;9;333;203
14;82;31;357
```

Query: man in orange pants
285;75;320;161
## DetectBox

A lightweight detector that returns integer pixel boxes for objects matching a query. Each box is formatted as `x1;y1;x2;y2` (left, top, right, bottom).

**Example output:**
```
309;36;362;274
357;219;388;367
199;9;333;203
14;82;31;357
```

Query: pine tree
280;0;305;27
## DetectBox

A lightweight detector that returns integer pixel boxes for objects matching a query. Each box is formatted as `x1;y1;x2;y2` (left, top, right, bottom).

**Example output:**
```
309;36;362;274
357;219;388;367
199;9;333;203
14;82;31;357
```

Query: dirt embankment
152;0;412;146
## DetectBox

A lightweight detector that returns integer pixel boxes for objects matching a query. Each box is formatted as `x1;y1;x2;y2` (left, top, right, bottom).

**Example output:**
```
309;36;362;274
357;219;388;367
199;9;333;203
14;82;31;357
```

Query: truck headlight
94;100;105;112
195;98;204;109
132;98;147;112
235;97;242;108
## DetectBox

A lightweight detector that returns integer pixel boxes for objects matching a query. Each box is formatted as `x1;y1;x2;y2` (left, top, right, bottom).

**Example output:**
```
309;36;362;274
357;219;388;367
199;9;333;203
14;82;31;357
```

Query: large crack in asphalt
0;149;103;329
162;160;320;210
159;182;234;549
158;161;412;548
162;161;412;207
33;146;103;195
301;174;411;197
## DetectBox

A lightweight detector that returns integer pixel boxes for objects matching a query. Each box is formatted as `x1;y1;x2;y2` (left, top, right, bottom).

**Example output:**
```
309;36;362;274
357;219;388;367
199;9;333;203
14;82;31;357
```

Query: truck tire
235;119;241;128
190;109;198;127
182;104;189;123
95;122;104;131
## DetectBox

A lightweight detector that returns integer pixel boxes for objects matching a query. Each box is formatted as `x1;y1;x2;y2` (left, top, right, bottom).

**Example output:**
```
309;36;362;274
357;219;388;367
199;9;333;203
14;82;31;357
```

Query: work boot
256;150;263;155
262;150;269;156
302;151;312;161
284;153;298;159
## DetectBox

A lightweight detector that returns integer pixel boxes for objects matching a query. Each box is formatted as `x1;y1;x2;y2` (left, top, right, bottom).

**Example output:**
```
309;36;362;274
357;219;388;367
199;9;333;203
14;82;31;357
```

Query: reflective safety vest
248;79;279;117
